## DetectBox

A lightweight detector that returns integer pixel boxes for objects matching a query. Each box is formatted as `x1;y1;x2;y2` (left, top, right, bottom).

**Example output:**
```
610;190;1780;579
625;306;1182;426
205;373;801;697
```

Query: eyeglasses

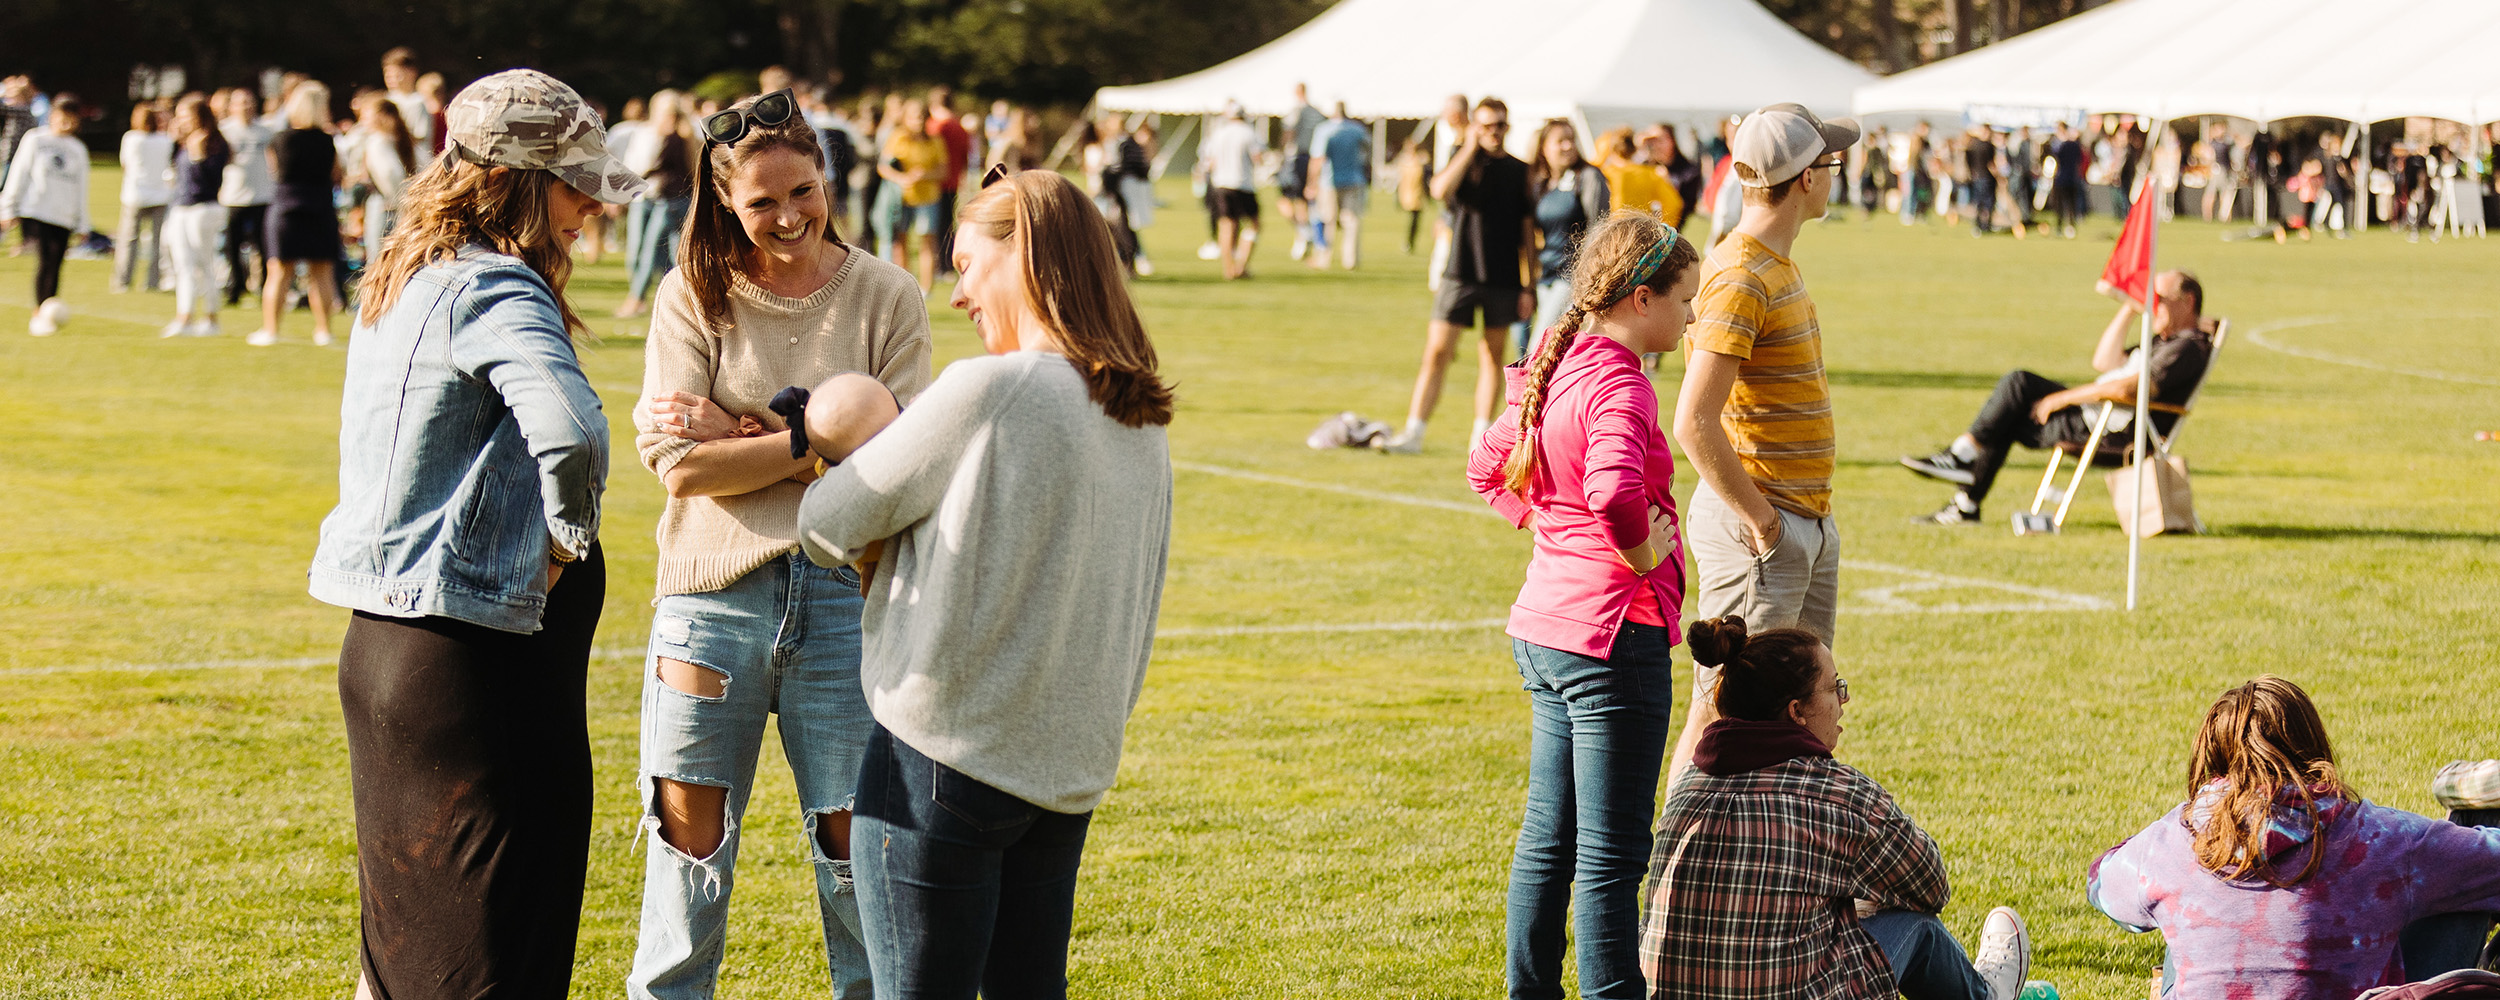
702;89;796;147
1833;676;1851;703
1814;153;1847;171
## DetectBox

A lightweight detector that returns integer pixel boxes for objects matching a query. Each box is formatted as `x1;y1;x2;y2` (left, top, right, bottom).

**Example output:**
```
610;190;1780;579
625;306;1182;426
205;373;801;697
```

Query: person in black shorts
1380;97;1533;455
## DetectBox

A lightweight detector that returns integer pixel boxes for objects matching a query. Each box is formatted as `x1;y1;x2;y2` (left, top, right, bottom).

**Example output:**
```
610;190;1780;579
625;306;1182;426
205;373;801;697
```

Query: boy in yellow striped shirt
1668;103;1857;777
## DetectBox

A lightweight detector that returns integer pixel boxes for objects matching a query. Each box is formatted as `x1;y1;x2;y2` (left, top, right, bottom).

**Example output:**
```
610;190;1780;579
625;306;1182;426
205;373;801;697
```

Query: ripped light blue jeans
629;551;875;1000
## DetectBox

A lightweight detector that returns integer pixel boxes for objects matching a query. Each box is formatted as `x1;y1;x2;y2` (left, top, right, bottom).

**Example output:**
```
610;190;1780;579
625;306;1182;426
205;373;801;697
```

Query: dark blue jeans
851;725;1093;1000
1863;909;1991;1000
1506;623;1676;1000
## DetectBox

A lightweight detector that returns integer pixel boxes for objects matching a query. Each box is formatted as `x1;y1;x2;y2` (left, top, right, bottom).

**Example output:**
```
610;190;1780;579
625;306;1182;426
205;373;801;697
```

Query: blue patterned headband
1601;226;1681;308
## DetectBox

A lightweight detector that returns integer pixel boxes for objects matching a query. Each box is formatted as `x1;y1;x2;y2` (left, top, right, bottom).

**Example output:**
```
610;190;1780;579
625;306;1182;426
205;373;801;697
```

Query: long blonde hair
284;82;330;130
356;157;583;335
1501;210;1697;495
957;170;1173;427
2184;675;2353;887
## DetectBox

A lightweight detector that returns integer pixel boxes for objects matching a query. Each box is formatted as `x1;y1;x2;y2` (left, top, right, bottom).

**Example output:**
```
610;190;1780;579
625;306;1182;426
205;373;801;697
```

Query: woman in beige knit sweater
626;89;930;1000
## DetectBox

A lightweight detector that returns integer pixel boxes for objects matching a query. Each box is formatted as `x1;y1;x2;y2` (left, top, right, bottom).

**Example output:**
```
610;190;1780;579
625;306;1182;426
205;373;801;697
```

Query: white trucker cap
1730;102;1862;188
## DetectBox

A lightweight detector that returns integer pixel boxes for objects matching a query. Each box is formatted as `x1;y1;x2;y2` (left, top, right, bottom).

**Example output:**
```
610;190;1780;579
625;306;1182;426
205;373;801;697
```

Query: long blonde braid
1501;210;1697;496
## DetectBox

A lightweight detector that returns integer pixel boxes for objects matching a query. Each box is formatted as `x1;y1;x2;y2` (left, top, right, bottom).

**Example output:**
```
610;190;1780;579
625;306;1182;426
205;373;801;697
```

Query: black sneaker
1921;502;1983;525
1899;450;1978;486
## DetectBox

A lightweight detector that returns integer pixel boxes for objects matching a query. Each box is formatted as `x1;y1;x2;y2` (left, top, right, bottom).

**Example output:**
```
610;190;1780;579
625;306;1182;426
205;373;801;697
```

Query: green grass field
2;165;2494;999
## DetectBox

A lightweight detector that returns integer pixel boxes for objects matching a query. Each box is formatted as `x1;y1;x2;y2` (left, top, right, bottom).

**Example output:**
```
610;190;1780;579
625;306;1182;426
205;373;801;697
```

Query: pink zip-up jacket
1468;334;1685;658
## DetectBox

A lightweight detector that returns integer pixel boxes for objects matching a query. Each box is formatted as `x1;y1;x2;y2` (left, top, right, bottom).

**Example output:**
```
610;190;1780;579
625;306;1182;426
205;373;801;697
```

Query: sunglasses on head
703;89;796;146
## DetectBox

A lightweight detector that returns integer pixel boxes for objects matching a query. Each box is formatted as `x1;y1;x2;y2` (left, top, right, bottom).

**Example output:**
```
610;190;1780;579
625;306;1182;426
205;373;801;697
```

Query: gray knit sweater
798;351;1171;813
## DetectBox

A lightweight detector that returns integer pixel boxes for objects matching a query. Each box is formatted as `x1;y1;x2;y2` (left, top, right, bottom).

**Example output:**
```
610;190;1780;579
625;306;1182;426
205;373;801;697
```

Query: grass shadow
2217;524;2500;544
1828;369;2006;391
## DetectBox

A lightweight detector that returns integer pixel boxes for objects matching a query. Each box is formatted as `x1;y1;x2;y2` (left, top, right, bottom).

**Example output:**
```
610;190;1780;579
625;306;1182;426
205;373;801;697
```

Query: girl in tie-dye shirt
2088;677;2500;999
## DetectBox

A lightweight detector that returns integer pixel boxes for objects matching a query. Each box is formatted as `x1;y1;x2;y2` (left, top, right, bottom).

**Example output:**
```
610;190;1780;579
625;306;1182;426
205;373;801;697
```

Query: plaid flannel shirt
2435;760;2500;810
1640;756;1952;999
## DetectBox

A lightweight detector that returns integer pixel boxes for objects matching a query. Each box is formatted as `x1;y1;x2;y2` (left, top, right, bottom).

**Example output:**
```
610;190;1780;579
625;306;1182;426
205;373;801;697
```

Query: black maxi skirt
337;545;606;1000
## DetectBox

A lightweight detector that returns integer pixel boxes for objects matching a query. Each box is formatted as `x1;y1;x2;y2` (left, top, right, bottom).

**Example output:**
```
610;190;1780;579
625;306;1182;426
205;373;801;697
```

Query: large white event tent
1854;0;2500;125
1095;0;1876;141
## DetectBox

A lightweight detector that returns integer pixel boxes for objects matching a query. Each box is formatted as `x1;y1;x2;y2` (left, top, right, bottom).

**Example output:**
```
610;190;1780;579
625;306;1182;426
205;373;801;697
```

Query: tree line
2;0;2098;123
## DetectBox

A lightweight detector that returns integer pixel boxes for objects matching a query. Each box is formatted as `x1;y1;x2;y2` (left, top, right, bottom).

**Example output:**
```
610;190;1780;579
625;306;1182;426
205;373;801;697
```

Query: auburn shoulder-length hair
2182;675;2354;887
357;156;585;335
958;170;1173;427
679;93;839;332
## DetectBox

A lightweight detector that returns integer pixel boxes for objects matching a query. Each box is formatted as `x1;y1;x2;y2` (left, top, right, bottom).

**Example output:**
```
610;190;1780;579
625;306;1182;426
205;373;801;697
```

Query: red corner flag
2098;179;2161;305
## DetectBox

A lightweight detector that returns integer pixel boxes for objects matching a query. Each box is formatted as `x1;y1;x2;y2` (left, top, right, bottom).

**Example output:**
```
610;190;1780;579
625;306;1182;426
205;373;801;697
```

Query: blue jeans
1507;623;1676;1000
1863;909;1991;1000
628;195;690;303
853;724;1093;1000
628;552;874;1000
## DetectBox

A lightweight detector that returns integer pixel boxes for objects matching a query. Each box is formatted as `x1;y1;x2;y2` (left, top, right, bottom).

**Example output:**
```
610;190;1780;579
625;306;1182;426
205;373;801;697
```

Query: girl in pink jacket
1467;210;1700;1000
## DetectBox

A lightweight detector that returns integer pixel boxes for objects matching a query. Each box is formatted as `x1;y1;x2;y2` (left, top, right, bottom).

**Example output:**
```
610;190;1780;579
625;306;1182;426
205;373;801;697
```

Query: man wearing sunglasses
1668;102;1859;776
1379;97;1533;455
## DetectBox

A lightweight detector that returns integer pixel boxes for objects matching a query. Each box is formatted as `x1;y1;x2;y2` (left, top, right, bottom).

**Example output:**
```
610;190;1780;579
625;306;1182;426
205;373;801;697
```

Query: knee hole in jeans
652;778;730;860
655;656;726;699
807;807;853;863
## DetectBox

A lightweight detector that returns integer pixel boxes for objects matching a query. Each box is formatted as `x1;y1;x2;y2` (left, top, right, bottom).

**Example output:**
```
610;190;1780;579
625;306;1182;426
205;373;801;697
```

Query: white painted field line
11;465;2102;677
1157;618;1509;639
1175;461;2114;614
8;620;1528;676
2243;315;2500;387
1171;461;1491;516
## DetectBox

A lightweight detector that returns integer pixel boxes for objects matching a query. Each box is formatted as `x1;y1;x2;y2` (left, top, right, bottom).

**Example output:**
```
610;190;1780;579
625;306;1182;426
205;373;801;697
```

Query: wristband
768;386;813;460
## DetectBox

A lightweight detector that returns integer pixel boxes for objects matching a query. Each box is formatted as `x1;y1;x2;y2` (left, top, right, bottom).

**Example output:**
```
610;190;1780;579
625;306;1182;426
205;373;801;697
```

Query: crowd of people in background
8;41;2500;1000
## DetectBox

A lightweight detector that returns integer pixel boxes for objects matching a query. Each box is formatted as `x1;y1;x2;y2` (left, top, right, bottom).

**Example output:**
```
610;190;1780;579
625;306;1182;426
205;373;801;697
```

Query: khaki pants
1684;484;1841;696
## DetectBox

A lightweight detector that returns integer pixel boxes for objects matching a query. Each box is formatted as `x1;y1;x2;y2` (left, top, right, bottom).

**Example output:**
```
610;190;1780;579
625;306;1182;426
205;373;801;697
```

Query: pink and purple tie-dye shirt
2088;783;2500;1000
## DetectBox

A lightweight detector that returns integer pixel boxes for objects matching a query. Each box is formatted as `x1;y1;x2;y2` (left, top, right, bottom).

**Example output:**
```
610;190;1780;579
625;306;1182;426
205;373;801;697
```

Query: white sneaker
1289;237;1309;260
187;318;220;338
1375;429;1423;455
246;329;279;347
1971;906;2031;1000
1196;241;1220;261
38;298;68;325
313;330;333;347
28;313;56;336
1133;256;1155;277
161;319;190;338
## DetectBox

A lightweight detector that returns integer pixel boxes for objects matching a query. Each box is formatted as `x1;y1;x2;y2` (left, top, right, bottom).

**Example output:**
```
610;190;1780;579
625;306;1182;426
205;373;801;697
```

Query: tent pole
1372;117;1388;191
2126;118;2165;612
2357;121;2371;233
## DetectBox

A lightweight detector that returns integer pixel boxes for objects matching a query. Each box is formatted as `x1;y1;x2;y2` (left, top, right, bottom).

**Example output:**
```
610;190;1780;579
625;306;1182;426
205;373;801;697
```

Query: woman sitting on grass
1640;616;2030;1000
2088;676;2500;999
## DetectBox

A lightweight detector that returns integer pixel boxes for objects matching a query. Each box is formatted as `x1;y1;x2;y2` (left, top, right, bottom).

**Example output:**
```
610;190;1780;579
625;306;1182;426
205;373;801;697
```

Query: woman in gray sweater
793;168;1174;997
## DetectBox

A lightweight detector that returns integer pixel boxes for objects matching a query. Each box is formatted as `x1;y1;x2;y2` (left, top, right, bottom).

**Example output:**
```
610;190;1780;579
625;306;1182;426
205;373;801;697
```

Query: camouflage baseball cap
445;69;647;204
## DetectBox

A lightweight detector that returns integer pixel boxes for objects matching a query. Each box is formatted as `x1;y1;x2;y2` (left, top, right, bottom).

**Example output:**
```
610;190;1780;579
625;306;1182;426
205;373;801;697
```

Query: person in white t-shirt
114;104;175;294
380;48;433;170
1202;101;1262;280
216;88;277;306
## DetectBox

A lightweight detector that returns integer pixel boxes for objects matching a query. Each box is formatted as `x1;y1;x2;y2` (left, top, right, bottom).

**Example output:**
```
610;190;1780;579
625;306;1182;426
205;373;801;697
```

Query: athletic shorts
903;202;941;235
1280;154;1311;200
1215;187;1260;222
1433;280;1525;328
1333;185;1369;216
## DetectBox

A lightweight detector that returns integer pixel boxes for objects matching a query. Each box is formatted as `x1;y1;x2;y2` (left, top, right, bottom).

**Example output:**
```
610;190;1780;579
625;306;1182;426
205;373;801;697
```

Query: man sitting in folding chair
1898;270;2216;525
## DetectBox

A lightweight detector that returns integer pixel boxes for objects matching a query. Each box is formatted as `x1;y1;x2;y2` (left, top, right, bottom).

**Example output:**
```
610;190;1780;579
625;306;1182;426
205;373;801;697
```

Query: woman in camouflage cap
308;67;644;1000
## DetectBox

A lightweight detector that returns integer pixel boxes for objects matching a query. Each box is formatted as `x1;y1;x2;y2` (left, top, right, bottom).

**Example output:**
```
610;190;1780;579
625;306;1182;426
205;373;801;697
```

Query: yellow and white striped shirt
1688;233;1835;519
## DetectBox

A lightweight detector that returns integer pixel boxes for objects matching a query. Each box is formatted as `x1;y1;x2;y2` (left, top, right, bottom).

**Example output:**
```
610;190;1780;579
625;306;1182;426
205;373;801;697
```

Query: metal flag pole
2126;119;2166;611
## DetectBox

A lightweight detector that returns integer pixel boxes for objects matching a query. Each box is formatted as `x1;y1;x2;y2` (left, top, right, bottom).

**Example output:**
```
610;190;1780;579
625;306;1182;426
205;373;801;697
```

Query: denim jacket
309;248;608;633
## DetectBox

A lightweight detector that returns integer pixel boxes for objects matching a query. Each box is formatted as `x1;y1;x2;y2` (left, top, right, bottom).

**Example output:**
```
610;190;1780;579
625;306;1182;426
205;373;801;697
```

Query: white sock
1471;417;1491;442
1404;418;1427;439
1949;437;1982;462
1954;491;1980;513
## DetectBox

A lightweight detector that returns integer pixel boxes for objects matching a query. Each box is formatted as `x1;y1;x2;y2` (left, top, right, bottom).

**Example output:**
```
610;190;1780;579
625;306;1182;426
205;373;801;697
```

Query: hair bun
1687;615;1748;667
